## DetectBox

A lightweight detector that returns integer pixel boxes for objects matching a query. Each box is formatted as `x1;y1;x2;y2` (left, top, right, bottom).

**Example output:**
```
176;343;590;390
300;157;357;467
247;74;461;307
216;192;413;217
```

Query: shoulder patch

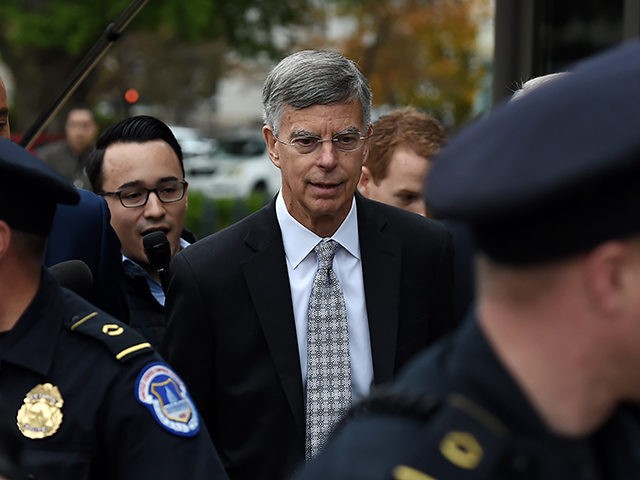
136;362;200;437
67;311;152;362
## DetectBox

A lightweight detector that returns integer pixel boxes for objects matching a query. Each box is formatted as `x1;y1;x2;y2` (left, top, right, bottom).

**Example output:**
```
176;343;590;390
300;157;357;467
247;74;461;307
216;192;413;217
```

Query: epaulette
66;310;153;362
387;393;513;480
341;388;519;479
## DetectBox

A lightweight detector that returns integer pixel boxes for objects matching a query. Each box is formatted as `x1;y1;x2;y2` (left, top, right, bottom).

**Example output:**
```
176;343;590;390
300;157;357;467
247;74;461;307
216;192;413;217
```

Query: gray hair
262;50;372;134
511;72;569;101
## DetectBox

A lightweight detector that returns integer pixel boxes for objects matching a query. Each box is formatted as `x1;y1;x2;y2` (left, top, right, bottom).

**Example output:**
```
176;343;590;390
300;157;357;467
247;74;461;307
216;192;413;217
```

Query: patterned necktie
305;239;352;460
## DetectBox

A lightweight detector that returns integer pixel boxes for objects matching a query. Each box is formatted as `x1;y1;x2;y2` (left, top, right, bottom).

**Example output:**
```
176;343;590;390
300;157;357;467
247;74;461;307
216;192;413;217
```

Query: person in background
161;49;455;480
511;71;568;101
357;106;446;217
297;40;640;480
358;107;473;326
86;115;190;348
37;106;97;189
0;137;227;480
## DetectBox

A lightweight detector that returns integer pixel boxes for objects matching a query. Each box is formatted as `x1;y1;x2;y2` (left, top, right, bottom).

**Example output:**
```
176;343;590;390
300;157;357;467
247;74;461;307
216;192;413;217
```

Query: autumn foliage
331;0;491;128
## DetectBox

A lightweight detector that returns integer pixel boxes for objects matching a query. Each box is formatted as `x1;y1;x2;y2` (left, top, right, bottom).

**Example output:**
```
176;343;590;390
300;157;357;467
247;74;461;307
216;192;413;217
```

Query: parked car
169;125;217;158
186;132;281;199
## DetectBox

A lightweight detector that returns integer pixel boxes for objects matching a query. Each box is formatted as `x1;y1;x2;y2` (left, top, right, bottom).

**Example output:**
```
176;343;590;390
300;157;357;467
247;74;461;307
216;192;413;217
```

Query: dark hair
86;115;183;193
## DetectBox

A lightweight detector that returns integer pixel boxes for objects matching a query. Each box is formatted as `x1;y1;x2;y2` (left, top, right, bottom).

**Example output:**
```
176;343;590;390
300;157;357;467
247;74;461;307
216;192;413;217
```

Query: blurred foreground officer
0;138;228;479
298;40;640;479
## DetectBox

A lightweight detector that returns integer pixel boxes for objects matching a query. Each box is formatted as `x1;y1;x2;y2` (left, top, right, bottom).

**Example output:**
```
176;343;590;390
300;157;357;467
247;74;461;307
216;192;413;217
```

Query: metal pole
20;0;150;149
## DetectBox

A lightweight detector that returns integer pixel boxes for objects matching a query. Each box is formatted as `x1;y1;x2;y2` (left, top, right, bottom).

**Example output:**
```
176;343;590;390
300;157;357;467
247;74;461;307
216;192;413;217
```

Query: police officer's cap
426;40;640;265
0;138;79;235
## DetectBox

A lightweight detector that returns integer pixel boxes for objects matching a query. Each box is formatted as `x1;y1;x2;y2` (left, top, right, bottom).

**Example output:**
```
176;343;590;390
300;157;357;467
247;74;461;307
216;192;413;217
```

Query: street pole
20;0;150;149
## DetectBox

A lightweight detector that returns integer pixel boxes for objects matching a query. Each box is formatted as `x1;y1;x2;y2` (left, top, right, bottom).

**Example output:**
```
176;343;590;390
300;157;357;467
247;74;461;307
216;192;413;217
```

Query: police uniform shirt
297;318;640;479
0;269;228;480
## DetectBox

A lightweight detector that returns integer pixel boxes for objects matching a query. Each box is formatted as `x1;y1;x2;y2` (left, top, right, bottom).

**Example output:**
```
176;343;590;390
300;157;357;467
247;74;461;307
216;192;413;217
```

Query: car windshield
217;136;265;157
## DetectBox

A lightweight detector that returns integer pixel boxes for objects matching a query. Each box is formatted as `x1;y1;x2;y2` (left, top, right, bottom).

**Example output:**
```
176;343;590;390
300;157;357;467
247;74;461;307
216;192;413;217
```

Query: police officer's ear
581;240;640;319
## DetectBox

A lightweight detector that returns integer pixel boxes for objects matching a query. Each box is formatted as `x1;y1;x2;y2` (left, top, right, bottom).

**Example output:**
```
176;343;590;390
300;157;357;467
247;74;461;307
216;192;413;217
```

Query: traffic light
124;88;140;105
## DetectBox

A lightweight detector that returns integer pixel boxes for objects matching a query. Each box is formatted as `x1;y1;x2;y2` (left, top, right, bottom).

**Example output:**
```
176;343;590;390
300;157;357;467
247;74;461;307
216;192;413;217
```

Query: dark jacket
122;268;166;348
45;188;129;322
161;194;455;480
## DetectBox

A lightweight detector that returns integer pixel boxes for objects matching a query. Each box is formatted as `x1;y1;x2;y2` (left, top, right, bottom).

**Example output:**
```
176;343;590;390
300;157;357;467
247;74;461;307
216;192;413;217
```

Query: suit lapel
241;202;305;440
357;196;402;385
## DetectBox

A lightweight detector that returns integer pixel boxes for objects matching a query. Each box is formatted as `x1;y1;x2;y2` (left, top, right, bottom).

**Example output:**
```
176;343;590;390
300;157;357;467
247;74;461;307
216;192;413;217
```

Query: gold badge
439;431;483;469
16;383;64;439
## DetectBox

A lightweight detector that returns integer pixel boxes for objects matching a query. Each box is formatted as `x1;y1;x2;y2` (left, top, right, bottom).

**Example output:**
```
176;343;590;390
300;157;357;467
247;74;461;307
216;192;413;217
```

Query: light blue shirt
275;192;373;402
122;237;190;306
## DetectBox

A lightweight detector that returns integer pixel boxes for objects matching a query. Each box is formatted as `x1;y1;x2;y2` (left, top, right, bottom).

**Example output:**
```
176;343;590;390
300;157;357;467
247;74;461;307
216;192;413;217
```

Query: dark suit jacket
45;188;129;321
161;194;455;480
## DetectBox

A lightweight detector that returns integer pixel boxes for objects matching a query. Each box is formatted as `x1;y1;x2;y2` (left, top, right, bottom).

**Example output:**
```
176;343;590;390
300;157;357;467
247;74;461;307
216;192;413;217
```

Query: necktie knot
314;239;338;271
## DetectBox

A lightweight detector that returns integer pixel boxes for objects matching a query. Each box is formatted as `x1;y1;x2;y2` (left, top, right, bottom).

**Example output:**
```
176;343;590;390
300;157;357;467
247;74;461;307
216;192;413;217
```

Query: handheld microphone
48;259;94;301
143;231;171;293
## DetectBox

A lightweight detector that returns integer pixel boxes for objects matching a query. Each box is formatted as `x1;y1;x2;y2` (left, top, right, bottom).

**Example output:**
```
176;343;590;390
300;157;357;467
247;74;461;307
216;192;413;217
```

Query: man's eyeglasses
100;179;188;208
274;132;368;154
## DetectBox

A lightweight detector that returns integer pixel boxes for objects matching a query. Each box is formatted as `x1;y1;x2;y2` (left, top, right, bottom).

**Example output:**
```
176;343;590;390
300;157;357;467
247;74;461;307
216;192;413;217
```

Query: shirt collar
275;192;360;269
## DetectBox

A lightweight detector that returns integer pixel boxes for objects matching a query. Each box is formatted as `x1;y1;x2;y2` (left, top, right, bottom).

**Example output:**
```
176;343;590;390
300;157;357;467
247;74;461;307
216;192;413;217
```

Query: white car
169;125;217;158
186;133;281;199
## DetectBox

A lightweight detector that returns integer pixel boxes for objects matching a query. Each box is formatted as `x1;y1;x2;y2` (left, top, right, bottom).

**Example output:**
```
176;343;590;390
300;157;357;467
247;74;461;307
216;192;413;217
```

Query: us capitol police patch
17;383;64;439
136;362;200;436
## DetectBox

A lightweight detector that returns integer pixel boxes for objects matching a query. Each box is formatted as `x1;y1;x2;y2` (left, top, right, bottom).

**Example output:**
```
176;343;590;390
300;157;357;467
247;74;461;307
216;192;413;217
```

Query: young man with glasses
86;115;189;348
160;50;456;479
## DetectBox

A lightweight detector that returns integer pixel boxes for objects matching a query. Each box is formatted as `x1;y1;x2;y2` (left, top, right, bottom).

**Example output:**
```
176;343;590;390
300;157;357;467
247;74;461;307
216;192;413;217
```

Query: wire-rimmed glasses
274;131;368;154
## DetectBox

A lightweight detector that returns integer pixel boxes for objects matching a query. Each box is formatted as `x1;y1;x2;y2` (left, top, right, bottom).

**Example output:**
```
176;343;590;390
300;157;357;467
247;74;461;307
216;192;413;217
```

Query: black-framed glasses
274;131;368;154
100;179;188;208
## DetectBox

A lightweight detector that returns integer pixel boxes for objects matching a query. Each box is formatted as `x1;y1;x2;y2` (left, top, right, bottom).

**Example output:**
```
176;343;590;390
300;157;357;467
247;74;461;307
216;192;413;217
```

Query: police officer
296;40;640;479
0;137;228;479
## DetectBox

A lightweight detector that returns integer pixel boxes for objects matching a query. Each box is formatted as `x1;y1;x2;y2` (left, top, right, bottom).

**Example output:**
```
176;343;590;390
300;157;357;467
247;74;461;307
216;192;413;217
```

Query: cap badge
16;383;64;439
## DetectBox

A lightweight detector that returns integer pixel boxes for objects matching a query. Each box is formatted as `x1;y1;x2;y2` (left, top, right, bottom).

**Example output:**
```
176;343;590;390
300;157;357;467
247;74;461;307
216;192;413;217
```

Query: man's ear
262;126;280;169
582;241;632;319
358;166;373;196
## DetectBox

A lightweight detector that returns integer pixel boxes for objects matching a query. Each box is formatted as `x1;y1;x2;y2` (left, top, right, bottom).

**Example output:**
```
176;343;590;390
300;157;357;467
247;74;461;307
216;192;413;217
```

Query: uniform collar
0;269;63;377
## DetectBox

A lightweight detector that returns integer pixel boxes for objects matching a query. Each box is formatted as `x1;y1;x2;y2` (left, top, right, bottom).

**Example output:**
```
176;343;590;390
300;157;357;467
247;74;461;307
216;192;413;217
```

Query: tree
317;0;491;129
0;0;314;132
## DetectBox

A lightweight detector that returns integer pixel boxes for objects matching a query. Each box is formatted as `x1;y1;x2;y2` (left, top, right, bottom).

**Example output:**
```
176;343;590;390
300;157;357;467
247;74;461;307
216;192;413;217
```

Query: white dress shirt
275;192;373;402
